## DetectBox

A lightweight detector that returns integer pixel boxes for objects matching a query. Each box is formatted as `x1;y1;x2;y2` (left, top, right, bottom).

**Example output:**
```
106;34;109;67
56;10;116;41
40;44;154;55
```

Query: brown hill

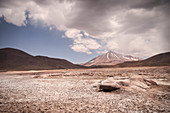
0;48;84;71
114;52;170;67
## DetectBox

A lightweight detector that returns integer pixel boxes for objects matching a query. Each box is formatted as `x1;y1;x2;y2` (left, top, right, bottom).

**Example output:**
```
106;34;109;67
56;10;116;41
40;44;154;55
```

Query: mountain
0;48;84;71
82;51;141;66
114;52;170;67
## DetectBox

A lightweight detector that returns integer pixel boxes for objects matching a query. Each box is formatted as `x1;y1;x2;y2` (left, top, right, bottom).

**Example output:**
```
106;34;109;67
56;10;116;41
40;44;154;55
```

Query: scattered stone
98;77;158;92
143;79;157;86
0;66;169;112
33;75;41;78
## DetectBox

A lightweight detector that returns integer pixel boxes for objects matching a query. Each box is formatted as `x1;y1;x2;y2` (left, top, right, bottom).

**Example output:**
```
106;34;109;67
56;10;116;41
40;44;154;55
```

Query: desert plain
0;66;170;113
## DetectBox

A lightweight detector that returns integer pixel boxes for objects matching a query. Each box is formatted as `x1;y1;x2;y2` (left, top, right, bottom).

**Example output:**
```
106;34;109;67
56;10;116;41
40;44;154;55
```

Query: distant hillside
82;51;141;66
114;52;170;67
0;48;84;71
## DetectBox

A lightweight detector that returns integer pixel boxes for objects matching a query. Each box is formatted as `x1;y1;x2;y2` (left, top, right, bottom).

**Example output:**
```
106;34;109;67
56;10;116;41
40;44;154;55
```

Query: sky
0;0;170;64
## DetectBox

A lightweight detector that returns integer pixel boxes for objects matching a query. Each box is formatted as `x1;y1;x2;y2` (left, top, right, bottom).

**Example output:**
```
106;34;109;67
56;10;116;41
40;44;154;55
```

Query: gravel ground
0;66;170;113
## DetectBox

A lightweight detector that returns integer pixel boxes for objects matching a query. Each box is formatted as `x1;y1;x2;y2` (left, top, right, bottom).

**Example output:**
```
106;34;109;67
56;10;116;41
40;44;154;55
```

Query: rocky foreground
0;66;170;113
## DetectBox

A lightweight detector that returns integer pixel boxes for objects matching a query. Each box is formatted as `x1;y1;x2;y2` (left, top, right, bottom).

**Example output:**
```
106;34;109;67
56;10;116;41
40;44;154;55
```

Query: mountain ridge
88;52;170;68
114;52;170;67
82;51;141;66
0;48;85;71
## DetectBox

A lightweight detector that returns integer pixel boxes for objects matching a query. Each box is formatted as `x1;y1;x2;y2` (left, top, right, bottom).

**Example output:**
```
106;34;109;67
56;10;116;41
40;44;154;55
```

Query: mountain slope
0;48;84;71
83;51;141;66
114;52;170;67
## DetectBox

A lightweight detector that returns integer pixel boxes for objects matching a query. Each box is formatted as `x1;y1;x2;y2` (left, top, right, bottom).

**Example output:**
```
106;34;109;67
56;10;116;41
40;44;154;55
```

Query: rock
143;79;157;86
98;77;157;92
117;81;129;86
98;78;121;92
33;75;41;78
131;81;150;90
99;84;120;92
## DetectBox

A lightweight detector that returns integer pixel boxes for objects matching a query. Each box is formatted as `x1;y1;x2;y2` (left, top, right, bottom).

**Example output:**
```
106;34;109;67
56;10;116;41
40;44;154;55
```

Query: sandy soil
0;66;170;113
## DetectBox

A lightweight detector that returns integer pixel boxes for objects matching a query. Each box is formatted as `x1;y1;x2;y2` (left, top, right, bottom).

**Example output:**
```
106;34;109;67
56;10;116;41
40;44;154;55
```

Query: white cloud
65;29;100;54
65;29;82;39
0;0;74;29
0;1;27;26
0;0;169;57
71;44;92;54
106;39;119;51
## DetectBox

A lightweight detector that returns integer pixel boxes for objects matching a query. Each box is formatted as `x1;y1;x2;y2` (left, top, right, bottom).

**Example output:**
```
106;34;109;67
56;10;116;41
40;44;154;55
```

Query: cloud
65;29;82;39
71;44;92;54
0;0;73;29
65;29;101;54
65;0;170;56
0;0;27;26
0;0;170;57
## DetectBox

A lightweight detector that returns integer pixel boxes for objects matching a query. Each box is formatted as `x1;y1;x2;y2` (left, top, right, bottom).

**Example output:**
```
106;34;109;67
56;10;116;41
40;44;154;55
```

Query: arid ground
0;66;170;113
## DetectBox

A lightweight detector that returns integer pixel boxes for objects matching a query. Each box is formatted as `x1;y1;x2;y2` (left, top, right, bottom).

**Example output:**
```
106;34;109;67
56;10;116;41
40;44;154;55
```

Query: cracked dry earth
0;66;170;113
